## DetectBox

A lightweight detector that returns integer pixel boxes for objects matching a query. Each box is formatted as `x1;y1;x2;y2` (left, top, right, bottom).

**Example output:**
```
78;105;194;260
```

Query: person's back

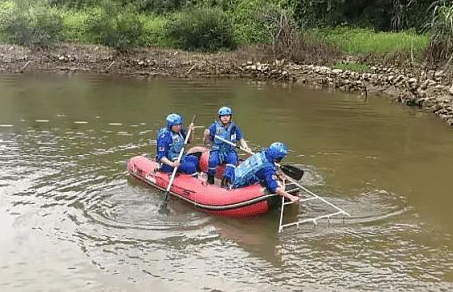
233;151;276;190
231;142;300;203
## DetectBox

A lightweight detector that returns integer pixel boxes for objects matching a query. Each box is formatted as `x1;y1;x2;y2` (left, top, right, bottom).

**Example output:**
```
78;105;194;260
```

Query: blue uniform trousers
160;155;199;176
208;150;238;180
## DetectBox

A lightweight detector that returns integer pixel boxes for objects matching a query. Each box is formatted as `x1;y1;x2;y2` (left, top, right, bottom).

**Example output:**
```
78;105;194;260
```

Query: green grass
333;62;370;73
315;27;430;55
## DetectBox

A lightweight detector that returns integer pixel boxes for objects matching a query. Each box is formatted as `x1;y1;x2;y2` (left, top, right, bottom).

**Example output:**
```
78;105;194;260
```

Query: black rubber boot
207;174;215;185
221;177;231;189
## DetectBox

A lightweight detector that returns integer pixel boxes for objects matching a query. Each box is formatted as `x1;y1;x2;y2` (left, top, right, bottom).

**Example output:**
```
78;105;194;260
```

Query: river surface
1;74;453;292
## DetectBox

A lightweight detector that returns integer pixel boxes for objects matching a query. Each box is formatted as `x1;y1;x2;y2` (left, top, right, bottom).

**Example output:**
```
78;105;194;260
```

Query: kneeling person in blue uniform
232;142;300;202
157;113;199;177
203;106;251;188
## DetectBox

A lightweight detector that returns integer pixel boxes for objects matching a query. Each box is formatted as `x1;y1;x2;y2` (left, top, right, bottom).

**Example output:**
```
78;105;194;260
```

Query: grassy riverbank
0;0;451;74
0;1;431;52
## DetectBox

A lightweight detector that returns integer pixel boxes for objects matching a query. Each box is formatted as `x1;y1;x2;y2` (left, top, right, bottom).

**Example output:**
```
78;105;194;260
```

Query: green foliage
316;27;429;55
333;62;370;72
427;3;453;61
293;0;433;32
86;2;145;50
167;8;236;51
228;0;273;44
0;0;64;47
227;0;293;44
60;9;92;43
50;0;186;13
132;0;185;13
0;1;14;11
0;0;440;60
399;0;434;32
49;0;97;9
140;14;173;47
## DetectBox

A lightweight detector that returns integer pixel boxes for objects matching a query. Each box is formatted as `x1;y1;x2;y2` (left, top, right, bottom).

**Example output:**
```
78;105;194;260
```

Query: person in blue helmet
232;142;300;202
156;113;199;177
203;106;251;188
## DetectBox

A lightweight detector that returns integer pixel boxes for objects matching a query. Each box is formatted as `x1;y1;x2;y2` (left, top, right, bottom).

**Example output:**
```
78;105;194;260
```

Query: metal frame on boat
278;181;351;232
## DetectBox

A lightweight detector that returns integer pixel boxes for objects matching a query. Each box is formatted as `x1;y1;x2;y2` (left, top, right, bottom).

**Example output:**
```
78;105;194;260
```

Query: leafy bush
133;0;185;13
60;9;92;43
86;2;144;50
167;8;236;52
228;0;273;44
49;0;97;9
140;14;173;47
0;1;63;47
50;0;186;13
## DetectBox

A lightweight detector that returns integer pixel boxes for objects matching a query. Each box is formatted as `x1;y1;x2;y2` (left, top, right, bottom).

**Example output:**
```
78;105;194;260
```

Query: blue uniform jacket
208;123;243;143
250;162;279;193
156;129;187;162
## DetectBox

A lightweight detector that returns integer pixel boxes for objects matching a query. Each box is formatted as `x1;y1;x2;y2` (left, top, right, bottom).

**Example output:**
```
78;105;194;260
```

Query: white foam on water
0;124;13;128
35;119;49;123
108;123;122;126
74;121;88;124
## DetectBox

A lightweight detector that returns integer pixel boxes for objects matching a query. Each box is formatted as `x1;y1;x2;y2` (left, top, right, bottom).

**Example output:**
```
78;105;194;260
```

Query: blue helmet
166;113;184;129
218;106;233;116
266;142;288;160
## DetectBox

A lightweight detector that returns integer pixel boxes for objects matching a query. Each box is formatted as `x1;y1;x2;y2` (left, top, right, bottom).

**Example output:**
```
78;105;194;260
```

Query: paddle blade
158;193;171;215
158;202;171;215
281;165;304;180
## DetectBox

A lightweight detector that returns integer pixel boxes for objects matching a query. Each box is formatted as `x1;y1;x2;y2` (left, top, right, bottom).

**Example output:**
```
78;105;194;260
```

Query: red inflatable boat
127;147;291;217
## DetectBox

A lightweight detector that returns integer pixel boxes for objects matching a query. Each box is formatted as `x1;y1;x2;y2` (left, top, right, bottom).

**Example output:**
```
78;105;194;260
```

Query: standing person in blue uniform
232;142;300;202
203;106;251;188
157;113;199;177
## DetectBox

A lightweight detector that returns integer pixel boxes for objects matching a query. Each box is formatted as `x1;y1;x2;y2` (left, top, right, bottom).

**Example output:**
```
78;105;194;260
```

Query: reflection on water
1;74;453;291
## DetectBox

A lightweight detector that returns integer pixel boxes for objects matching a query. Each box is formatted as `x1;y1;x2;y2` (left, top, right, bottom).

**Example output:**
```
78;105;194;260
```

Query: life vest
233;151;275;188
212;121;237;154
158;128;185;161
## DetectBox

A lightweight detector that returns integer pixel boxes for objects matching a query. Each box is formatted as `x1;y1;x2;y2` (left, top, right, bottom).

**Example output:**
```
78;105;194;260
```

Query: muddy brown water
1;74;453;291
